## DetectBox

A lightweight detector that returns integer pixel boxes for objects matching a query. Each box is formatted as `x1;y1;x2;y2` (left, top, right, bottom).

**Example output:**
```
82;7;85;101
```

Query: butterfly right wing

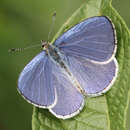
65;56;118;97
54;16;116;63
18;51;56;108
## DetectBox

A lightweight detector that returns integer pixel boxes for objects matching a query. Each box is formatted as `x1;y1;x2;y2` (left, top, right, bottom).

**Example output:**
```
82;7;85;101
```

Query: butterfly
18;16;118;119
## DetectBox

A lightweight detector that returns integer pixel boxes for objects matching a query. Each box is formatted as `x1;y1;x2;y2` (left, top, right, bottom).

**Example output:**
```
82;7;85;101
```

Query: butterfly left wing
49;60;84;119
18;51;56;108
18;51;84;119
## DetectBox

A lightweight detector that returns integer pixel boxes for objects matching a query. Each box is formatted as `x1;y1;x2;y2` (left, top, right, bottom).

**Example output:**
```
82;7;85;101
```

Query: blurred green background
0;0;129;130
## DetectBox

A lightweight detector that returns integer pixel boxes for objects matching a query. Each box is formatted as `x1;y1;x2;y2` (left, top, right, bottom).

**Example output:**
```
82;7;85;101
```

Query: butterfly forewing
54;16;116;63
18;51;56;108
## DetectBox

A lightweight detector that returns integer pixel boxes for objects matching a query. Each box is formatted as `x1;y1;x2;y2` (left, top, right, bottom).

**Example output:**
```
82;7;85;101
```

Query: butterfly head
41;40;49;50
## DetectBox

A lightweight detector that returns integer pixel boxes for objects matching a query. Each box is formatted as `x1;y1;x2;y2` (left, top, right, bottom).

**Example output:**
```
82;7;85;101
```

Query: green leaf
32;0;130;130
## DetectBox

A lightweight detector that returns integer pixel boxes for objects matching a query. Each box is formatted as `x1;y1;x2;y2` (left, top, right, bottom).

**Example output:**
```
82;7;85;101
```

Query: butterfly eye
41;40;48;49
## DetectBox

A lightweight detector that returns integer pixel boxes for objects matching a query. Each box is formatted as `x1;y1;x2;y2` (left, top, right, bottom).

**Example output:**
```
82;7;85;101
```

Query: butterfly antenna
47;11;56;42
8;41;42;53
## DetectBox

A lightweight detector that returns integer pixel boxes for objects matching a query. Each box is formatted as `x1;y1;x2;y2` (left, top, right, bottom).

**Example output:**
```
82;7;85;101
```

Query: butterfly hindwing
49;61;84;119
65;56;118;96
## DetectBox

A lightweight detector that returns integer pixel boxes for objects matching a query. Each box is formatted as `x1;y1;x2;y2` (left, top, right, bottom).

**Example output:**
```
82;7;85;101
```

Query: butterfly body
45;42;85;94
46;44;67;71
18;16;118;119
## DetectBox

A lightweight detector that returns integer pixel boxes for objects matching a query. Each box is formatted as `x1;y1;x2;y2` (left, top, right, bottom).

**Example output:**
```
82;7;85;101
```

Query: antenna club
8;48;23;53
8;48;15;53
52;11;56;17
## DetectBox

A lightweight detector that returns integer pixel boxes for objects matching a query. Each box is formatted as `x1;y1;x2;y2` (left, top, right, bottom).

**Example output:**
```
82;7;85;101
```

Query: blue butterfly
18;16;118;119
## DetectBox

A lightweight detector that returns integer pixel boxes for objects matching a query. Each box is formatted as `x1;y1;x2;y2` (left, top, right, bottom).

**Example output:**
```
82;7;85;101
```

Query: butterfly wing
54;16;116;63
65;56;118;96
18;51;56;108
18;51;84;119
49;61;84;119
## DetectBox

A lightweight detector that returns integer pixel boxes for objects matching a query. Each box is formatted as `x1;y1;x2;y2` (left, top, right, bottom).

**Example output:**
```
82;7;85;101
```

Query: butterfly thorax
43;43;85;95
44;43;70;74
47;44;62;63
41;41;85;94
